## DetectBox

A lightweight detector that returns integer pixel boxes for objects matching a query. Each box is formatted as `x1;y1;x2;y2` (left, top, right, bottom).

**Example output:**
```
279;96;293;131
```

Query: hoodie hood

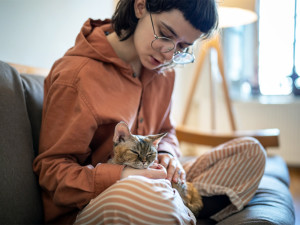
65;18;131;72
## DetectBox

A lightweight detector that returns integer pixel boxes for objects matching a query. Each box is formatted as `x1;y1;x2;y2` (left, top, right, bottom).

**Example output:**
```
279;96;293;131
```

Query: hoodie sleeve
33;82;124;209
157;100;182;158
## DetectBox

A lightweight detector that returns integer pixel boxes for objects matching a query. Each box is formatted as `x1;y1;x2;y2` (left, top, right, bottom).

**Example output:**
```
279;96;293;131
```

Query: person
33;0;266;224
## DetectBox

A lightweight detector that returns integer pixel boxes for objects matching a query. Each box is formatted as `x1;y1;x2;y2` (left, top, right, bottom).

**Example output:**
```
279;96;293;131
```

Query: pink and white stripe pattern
186;137;266;221
75;176;196;225
75;137;266;224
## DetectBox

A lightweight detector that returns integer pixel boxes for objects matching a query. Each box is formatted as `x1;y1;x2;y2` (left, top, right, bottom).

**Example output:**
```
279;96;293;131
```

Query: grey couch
0;61;295;224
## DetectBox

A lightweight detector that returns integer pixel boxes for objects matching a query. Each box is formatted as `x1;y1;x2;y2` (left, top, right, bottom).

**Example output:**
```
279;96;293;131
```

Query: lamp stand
289;0;300;95
181;34;236;131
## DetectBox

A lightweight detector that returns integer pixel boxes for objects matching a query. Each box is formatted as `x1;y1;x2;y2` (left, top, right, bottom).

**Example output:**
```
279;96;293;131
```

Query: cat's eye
130;150;138;155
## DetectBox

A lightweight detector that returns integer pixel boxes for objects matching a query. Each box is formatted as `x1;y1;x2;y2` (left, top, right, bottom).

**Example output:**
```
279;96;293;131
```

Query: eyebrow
161;21;193;46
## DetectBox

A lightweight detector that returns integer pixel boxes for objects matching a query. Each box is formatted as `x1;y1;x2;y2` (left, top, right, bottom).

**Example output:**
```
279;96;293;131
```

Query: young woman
33;0;266;224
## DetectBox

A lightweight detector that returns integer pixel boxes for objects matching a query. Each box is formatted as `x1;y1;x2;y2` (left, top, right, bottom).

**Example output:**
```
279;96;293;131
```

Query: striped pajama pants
74;137;266;225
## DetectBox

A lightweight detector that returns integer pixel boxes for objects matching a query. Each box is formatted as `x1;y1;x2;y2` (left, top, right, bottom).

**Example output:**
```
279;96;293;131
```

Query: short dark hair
112;0;219;41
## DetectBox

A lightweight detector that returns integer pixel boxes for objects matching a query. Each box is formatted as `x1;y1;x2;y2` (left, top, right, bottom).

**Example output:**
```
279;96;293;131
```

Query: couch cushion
264;154;290;187
0;61;44;224
217;175;295;225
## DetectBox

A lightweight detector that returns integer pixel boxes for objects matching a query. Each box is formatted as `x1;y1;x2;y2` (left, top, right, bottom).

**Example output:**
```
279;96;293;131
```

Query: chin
142;63;157;71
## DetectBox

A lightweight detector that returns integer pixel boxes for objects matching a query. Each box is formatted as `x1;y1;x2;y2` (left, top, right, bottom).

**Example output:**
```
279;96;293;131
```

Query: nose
162;50;174;63
141;157;147;163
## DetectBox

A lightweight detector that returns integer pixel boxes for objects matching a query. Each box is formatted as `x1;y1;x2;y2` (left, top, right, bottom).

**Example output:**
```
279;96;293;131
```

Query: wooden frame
8;62;49;76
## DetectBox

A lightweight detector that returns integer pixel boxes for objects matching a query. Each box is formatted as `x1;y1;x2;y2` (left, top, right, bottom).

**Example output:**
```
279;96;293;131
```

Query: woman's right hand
121;163;167;180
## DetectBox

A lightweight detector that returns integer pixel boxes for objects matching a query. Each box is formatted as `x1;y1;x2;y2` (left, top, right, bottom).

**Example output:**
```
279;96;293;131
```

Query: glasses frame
149;10;195;64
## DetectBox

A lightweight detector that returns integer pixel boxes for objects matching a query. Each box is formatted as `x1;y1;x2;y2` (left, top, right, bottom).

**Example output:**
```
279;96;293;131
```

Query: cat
109;121;203;217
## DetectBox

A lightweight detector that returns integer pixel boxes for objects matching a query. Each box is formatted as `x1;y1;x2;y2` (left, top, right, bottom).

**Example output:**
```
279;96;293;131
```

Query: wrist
121;166;129;179
158;151;174;157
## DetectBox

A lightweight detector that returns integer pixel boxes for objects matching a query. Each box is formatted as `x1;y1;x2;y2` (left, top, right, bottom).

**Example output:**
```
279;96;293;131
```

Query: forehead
155;9;203;44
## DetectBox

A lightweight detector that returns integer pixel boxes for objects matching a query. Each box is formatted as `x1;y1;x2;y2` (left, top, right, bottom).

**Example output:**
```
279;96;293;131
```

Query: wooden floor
289;166;300;225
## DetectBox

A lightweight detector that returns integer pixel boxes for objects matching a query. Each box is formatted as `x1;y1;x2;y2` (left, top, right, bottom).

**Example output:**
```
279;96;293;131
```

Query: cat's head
112;121;167;169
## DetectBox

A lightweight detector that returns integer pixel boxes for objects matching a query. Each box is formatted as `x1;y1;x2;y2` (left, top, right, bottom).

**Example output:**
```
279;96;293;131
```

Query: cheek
134;36;151;57
133;23;153;55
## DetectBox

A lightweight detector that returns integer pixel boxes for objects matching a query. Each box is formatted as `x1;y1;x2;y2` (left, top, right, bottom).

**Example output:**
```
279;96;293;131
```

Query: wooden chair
175;35;280;149
176;126;279;148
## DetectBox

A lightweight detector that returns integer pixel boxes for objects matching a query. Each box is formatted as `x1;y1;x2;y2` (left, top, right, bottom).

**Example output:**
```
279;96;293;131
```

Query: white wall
0;0;114;69
234;98;300;166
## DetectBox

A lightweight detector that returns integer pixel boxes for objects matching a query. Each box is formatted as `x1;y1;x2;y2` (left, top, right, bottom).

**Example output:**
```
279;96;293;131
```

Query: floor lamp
289;0;300;95
181;7;257;131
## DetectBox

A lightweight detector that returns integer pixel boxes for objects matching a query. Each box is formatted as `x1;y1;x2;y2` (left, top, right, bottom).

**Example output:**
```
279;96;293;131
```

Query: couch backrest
20;73;44;155
0;61;44;224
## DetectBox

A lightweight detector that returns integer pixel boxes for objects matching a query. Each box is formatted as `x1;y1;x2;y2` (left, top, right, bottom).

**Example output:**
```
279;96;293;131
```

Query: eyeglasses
149;11;195;65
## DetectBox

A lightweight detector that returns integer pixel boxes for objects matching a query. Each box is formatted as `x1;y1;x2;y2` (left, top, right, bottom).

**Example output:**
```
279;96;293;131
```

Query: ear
134;0;147;19
113;121;131;144
149;133;167;149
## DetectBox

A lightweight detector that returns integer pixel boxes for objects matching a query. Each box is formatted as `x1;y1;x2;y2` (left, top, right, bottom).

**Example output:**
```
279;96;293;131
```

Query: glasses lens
151;37;175;53
173;52;195;64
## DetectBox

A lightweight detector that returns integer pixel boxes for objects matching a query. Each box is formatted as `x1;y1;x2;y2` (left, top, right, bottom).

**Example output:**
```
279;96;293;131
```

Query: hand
156;153;186;183
121;163;167;180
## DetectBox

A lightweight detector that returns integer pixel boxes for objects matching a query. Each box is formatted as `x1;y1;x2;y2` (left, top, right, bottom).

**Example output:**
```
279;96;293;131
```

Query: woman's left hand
156;153;186;184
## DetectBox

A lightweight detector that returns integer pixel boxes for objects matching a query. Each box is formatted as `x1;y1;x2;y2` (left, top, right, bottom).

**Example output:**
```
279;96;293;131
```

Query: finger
149;163;158;168
166;158;177;182
180;170;186;183
172;167;181;183
147;167;167;179
159;155;170;169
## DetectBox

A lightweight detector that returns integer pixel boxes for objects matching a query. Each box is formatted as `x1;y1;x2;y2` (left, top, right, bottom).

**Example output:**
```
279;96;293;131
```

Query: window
258;0;299;95
221;0;299;98
222;23;258;98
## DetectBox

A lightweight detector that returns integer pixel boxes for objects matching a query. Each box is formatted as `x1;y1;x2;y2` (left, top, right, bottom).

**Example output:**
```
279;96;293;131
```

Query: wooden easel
181;34;236;131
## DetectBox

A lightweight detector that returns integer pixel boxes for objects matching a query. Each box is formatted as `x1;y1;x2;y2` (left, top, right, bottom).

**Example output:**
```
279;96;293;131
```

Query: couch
0;61;295;224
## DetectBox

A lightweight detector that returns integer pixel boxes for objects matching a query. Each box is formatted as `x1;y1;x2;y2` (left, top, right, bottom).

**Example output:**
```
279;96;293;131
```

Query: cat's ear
113;121;131;144
150;133;167;148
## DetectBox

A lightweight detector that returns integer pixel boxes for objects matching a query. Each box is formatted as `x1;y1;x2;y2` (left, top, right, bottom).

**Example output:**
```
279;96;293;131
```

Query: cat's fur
110;121;203;217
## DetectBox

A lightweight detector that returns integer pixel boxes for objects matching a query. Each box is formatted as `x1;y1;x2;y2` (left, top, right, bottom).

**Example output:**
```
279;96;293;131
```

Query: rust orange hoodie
33;18;181;224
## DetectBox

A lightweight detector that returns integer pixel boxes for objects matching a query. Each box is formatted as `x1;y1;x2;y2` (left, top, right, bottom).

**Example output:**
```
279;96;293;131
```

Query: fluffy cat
110;121;203;217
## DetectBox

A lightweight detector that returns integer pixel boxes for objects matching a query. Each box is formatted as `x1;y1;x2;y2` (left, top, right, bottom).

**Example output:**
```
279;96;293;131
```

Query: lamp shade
218;7;258;28
219;0;256;11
